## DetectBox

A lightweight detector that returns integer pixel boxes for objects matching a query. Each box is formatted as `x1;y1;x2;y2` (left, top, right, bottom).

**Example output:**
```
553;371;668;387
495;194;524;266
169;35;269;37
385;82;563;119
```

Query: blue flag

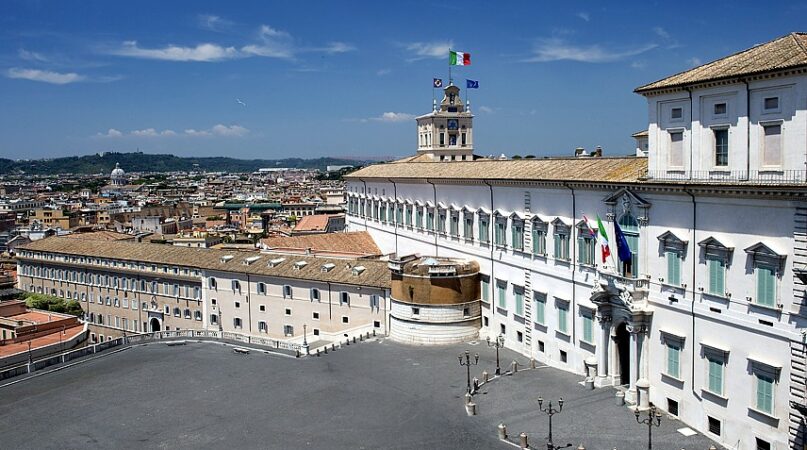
614;222;632;263
466;79;479;89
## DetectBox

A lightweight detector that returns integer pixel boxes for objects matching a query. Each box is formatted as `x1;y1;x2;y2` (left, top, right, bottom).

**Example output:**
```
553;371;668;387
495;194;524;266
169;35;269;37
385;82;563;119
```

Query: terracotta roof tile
345;156;646;183
261;231;381;257
635;32;807;93
18;237;390;289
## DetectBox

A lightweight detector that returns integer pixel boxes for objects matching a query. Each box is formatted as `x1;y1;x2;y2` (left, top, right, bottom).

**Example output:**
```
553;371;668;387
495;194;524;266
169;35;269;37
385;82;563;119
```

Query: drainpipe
388;178;399;256
684;87;693;180
360;179;368;230
483;180;495;315
426;178;438;256
327;281;333;320
684;189;698;396
740;79;751;180
245;272;252;335
563;182;577;343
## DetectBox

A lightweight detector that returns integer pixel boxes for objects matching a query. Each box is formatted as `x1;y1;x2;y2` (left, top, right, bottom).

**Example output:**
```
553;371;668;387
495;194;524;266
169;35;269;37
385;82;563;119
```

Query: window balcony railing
639;169;807;184
593;269;650;307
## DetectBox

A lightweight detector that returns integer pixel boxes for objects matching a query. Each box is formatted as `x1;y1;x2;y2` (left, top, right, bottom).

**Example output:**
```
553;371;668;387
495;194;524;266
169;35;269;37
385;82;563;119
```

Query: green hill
0;152;377;175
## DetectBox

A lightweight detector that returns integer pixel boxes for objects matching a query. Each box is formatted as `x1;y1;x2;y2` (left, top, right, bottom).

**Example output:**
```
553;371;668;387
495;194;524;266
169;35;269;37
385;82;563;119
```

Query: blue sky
1;0;805;161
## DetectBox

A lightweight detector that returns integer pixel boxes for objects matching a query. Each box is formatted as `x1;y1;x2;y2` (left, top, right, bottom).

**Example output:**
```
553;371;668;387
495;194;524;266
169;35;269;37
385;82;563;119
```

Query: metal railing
640;169;807;184
0;337;125;382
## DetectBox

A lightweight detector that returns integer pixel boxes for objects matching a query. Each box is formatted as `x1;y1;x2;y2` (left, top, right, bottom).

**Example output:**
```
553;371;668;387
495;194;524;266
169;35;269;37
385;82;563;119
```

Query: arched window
208;277;217;289
194;310;202;321
258;321;268;333
257;282;267;295
173;307;181;317
232;280;241;292
184;309;191;319
310;288;320;302
618;213;640;277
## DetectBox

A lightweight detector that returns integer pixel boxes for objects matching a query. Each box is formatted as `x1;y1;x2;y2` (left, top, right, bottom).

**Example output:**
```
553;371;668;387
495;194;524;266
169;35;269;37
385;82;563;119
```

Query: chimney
592;146;603;157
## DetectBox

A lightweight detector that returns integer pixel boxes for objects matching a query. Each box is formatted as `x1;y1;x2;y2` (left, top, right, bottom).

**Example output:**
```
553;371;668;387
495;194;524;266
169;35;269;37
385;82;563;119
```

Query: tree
512;155;522;160
24;294;83;317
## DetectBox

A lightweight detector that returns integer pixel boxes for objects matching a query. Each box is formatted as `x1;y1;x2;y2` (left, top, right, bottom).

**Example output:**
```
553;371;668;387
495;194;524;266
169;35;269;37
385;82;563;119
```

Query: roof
62;231;135;241
345;156;647;183
18;237;390;289
635;32;807;93
631;130;649;138
293;214;336;232
261;231;382;257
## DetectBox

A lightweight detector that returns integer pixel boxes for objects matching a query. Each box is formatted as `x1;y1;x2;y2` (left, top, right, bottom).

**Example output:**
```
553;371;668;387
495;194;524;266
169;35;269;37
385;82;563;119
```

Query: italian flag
596;215;611;263
449;51;471;66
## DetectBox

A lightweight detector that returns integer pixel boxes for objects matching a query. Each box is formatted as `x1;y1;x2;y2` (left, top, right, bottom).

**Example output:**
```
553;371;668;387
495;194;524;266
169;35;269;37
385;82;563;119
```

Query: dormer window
294;261;308;270
243;256;260;265
321;263;335;272
671;107;683;120
763;96;779;112
268;257;285;267
220;255;234;263
352;266;366;276
713;102;727;116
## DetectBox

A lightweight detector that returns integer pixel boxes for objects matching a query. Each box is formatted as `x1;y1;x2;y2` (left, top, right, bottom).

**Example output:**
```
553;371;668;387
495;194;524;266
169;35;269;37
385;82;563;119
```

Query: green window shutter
667;251;681;285
667;343;680;378
554;235;560;258
481;280;489;302
756;373;774;413
757;266;776;306
497;284;506;308
535;295;545;324
708;257;724;295
558;305;568;333
708;356;723;395
515;290;523;316
583;314;592;343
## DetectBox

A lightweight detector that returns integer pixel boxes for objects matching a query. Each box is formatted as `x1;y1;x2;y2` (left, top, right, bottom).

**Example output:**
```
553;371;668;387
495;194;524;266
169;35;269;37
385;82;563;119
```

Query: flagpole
448;48;452;85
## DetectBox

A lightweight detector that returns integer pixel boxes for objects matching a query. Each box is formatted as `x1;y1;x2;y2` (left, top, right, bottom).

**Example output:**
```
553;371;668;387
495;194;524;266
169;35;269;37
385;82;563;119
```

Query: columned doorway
149;317;161;332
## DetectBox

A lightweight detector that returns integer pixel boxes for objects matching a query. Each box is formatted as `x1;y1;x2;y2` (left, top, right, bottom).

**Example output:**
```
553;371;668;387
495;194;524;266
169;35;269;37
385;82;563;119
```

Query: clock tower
415;82;474;161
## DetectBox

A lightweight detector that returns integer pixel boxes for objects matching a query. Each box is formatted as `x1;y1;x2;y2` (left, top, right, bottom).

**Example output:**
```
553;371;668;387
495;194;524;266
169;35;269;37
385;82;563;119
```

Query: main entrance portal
149;317;161;332
615;322;630;385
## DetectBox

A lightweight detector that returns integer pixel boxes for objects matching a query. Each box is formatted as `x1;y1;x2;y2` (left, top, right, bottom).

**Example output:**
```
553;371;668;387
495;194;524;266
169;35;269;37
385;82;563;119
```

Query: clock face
447;119;458;130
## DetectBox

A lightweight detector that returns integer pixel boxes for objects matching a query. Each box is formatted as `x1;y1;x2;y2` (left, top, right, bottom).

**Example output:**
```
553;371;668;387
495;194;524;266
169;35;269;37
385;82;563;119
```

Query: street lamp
303;324;308;346
634;405;662;450
458;350;479;393
537;396;571;450
27;340;33;365
486;334;505;375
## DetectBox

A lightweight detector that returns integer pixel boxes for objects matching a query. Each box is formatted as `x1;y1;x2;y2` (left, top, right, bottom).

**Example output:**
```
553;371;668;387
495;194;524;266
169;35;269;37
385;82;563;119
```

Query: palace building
344;33;807;449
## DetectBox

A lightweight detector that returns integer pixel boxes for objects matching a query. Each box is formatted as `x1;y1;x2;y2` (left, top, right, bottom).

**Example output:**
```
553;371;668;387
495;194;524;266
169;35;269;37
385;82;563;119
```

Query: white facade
345;59;807;448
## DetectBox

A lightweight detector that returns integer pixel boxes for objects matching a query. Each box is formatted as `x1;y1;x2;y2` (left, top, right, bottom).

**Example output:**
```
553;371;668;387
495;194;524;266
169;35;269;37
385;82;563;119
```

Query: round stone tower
388;255;481;345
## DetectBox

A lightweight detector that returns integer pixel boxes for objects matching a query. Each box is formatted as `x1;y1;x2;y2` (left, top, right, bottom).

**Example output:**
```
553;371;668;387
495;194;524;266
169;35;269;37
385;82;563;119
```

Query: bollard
360;334;364;341
346;339;350;346
464;392;472;405
512;361;519;373
353;336;356;343
332;343;336;351
366;332;370;339
316;349;320;357
530;358;537;369
466;402;477;416
615;391;625;406
324;347;328;354
519;432;528;449
585;377;594;390
472;377;479;392
373;329;376;336
295;350;300;358
482;370;489;382
497;423;507;440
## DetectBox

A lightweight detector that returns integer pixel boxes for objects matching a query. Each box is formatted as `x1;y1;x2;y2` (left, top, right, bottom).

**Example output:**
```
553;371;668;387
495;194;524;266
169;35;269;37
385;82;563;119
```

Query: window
514;286;524;316
496;280;507;309
762;124;781;167
415;207;423;228
464;214;474;240
666;250;682;286
707;255;726;296
706;352;725;396
494;216;506;246
665;339;681;379
285;308;291;316
582;312;593;344
532;220;547;255
763;96;779;111
557;301;568;334
194;311;202;321
184;309;191;319
311;288;320;302
553;224;570;261
669;131;683;167
284;325;294;336
478;214;489;243
450;212;459;236
340;292;350;306
671;107;683;120
667;398;679;417
437;210;446;233
258;321;268;333
577;227;595;266
211;314;218;324
234;301;241;309
412;307;420;316
481;276;490;303
755;262;777;307
713;102;727;116
511;218;524;251
713;128;729;167
257;282;266;295
707;416;721;436
313;311;320;320
534;292;546;325
283;285;292;298
426;208;435;231
405;205;413;226
233;317;242;329
259;304;266;312
370;295;379;310
342;316;349;324
232;280;241;292
754;371;775;414
618;214;640;277
756;438;771;450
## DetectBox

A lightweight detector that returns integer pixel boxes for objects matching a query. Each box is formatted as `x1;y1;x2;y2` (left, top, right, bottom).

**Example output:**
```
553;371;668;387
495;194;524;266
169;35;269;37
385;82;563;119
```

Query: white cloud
131;128;177;137
477;106;494;114
184;128;210;137
630;61;647;69
241;25;295;59
18;49;49;62
96;128;123;138
319;42;355;54
211;124;249;136
110;40;241;62
652;27;670;40
405;41;453;61
6;67;86;84
372;112;415;122
376;68;391;76
198;14;233;32
687;57;703;67
522;38;657;63
576;12;590;22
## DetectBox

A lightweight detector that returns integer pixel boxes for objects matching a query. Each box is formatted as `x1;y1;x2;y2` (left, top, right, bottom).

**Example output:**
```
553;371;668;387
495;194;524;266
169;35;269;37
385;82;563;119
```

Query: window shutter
756;374;773;413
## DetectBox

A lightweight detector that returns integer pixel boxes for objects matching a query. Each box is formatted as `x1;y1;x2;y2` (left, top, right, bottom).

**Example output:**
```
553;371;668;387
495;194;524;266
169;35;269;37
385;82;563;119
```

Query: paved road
0;338;716;449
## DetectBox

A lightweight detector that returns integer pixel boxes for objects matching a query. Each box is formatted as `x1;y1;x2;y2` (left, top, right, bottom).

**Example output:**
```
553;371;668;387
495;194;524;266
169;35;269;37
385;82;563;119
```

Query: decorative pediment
657;230;688;247
603;188;651;208
509;211;526;220
532;214;550;224
424;200;434;208
698;236;733;252
476;206;491;215
551;217;571;231
436;201;447;210
744;242;786;262
414;199;424;206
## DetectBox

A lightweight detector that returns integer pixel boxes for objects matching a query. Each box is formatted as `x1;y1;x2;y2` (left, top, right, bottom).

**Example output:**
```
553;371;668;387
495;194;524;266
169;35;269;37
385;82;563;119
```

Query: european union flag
614;222;632;263
466;79;479;89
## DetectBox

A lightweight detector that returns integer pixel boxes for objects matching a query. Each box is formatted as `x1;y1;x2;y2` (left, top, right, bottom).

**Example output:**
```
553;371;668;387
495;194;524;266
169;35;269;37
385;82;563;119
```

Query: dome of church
110;163;126;186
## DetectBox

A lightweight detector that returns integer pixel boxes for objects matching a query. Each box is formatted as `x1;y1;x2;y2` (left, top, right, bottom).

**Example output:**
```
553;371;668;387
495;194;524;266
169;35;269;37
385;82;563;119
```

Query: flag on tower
466;79;479;89
596;215;611;263
449;50;471;66
433;78;443;88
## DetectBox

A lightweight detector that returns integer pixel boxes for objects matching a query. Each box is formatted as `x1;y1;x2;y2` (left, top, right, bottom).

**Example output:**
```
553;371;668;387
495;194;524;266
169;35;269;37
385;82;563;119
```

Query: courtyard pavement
0;337;716;449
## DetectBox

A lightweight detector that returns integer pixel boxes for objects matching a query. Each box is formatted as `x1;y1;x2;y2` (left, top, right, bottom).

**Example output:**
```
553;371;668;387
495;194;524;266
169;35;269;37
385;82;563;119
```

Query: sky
1;0;805;161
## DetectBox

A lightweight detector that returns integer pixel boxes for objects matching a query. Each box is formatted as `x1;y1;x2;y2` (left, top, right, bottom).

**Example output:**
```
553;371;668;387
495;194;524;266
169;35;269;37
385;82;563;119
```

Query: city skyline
1;0;805;160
